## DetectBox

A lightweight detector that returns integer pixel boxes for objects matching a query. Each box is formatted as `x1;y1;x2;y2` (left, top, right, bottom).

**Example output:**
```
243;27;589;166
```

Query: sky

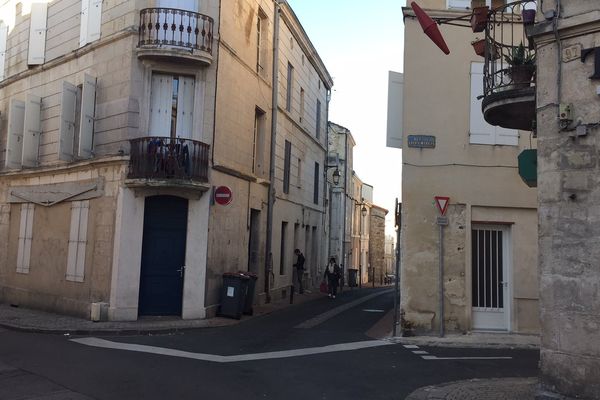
287;0;406;235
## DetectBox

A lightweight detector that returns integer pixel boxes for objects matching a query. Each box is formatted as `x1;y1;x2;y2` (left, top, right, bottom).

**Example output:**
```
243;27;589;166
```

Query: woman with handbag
323;257;341;299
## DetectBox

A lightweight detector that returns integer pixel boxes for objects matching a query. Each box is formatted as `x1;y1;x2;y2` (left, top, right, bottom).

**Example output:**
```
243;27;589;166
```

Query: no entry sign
214;186;233;205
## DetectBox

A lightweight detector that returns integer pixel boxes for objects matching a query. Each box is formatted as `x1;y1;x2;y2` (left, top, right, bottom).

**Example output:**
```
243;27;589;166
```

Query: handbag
319;281;328;294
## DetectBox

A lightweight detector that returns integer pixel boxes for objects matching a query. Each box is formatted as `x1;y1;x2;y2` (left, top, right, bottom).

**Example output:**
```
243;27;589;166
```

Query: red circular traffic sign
214;186;233;205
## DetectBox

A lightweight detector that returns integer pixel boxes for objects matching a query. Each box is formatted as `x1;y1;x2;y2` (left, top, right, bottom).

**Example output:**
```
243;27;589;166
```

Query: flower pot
522;9;536;24
508;64;535;88
470;6;489;33
472;39;486;57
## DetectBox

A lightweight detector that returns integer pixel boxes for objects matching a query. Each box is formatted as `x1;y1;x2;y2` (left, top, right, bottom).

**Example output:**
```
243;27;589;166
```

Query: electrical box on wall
559;103;573;121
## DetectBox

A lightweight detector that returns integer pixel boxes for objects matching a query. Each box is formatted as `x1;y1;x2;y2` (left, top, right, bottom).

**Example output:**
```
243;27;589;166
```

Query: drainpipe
264;0;281;304
341;130;348;285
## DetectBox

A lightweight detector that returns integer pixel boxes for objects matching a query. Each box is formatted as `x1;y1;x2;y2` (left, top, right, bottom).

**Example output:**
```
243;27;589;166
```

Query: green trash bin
348;269;358;287
219;273;250;319
243;272;258;316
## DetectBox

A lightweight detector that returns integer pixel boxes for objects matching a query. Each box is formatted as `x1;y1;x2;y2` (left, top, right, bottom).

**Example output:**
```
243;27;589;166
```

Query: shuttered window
22;95;42;167
0;23;7;81
313;162;319;205
66;200;89;282
316;100;322;139
78;74;97;158
17;203;35;274
59;81;78;161
283;140;291;194
150;73;195;138
447;0;471;9
5;99;25;169
79;0;102;48
28;2;48;65
470;63;518;146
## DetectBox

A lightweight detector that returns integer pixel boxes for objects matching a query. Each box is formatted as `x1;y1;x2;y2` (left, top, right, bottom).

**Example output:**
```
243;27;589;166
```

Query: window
286;63;294;112
16;203;34;274
150;73;195;138
28;3;47;65
283;140;291;194
79;0;103;48
253;108;266;175
5;93;47;169
0;22;7;81
297;158;302;188
470;63;518;145
256;8;268;76
300;87;305;122
316;100;322;139
447;0;471;9
280;221;288;275
66;200;89;282
313;162;319;205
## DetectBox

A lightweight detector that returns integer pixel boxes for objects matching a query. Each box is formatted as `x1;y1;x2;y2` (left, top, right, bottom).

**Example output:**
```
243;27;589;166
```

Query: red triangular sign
434;196;450;216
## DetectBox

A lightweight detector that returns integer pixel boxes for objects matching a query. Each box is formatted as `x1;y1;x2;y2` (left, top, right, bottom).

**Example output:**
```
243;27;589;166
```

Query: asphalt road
0;288;539;399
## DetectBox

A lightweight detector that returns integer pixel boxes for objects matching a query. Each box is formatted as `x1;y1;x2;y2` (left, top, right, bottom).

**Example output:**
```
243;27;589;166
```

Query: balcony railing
128;137;210;183
138;8;213;55
483;0;537;95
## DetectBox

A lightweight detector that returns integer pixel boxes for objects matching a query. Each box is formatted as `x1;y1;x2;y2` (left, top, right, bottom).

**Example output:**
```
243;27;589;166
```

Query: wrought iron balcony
128;137;210;186
137;8;214;65
481;0;537;131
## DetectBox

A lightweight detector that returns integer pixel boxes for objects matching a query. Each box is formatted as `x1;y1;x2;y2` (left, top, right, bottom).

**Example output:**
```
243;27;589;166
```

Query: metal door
471;225;511;331
139;196;188;316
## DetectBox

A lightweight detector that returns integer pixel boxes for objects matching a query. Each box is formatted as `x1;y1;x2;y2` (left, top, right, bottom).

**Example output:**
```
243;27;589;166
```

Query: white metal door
471;225;511;331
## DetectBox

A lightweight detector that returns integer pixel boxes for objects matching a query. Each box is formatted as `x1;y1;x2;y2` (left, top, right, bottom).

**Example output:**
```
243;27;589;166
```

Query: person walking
293;249;305;294
324;257;341;299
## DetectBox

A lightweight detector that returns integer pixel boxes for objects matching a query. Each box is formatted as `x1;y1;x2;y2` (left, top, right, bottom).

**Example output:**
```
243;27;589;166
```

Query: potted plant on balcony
471;37;486;57
504;42;535;88
470;6;489;33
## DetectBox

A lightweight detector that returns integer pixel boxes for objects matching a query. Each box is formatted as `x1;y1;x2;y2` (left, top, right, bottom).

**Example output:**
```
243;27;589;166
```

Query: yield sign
434;196;450;216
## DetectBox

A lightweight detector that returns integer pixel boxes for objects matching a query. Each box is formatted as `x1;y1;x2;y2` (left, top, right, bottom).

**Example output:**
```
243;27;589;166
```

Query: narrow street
0;288;539;400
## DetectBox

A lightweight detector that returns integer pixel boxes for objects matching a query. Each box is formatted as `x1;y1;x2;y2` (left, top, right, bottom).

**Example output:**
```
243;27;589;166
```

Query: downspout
341;130;348;284
322;89;331;272
264;0;281;303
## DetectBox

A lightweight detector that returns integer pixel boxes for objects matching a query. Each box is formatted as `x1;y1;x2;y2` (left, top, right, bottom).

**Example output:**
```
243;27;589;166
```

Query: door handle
176;266;186;278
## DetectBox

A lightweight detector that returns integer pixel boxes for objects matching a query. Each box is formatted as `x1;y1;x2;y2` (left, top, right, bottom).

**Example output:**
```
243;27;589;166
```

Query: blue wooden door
139;196;188;316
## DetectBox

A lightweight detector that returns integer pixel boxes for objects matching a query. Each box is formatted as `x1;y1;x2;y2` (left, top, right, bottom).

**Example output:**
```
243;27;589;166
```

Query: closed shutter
27;2;48;65
87;0;102;43
149;74;173;136
469;63;495;145
0;23;7;81
22;94;42;167
495;126;519;146
447;0;471;9
6;99;26;169
78;74;96;158
66;200;89;282
59;81;78;161
176;76;194;139
79;0;89;47
17;203;34;274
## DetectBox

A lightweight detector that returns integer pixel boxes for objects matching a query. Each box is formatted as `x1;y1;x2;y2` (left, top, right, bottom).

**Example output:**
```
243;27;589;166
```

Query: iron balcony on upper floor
137;8;214;66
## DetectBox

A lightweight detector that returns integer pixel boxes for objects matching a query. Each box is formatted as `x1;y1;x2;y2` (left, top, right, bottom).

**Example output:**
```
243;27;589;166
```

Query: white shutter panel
17;203;34;274
87;0;102;43
78;74;96;158
0;23;8;81
495;126;519;146
176;76;194;139
6;99;25;169
67;200;88;282
27;3;48;65
22;94;42;167
149;74;173;136
59;81;78;161
447;0;471;9
469;62;495;145
79;0;90;47
75;200;89;280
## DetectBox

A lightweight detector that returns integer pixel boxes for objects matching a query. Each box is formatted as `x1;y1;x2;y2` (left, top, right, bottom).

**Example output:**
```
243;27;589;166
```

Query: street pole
393;200;401;337
439;223;444;338
359;204;362;289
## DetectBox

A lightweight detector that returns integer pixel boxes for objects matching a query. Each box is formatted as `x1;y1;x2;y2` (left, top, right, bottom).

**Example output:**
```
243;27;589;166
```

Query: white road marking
362;309;385;313
421;355;513;360
403;345;419;349
295;290;393;329
71;337;393;363
412;350;429;355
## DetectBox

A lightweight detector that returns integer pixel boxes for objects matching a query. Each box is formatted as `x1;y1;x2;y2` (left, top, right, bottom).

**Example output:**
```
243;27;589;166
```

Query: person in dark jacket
293;249;305;294
323;257;341;298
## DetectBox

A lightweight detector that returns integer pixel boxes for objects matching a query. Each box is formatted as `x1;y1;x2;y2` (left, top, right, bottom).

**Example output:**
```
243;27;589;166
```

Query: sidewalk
390;331;540;349
0;289;323;335
405;377;538;400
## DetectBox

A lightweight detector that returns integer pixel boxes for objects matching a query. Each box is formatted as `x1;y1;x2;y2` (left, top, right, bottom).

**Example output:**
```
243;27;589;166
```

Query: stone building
389;0;539;335
384;234;395;278
349;175;372;287
0;0;332;320
368;205;387;285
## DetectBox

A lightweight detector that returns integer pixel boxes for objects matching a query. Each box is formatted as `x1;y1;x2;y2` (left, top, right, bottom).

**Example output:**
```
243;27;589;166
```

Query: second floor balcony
480;0;536;131
137;8;214;66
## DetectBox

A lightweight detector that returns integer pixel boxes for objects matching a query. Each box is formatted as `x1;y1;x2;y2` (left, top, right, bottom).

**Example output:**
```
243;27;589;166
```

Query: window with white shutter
59;81;78;161
150;73;195;138
79;0;102;48
27;3;48;65
175;76;194;139
470;63;518;146
6;99;25;169
0;22;8;81
17;203;34;274
22;95;42;168
447;0;472;9
66;200;89;282
78;74;96;158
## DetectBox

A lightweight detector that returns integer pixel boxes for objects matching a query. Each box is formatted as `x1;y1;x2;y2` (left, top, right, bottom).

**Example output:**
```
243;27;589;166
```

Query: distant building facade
368;205;387;285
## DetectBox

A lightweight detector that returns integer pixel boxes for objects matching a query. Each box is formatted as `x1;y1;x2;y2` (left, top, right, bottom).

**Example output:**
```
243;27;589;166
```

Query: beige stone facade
0;0;332;320
368;205;387;285
393;0;539;334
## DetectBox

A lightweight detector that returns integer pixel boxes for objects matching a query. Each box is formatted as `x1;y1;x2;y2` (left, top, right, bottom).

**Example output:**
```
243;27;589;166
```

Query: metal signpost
434;196;449;338
393;199;402;337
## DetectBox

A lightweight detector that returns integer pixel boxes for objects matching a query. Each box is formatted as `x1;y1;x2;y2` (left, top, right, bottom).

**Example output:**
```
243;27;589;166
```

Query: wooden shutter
6;99;25;169
67;200;89;282
59;81;78;161
495;126;519;146
22;95;42;167
87;0;102;43
469;63;495;145
79;0;89;47
78;74;96;158
0;23;9;81
283;140;291;194
447;0;471;9
149;74;173;136
17;203;34;274
176;76;194;139
27;2;48;65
